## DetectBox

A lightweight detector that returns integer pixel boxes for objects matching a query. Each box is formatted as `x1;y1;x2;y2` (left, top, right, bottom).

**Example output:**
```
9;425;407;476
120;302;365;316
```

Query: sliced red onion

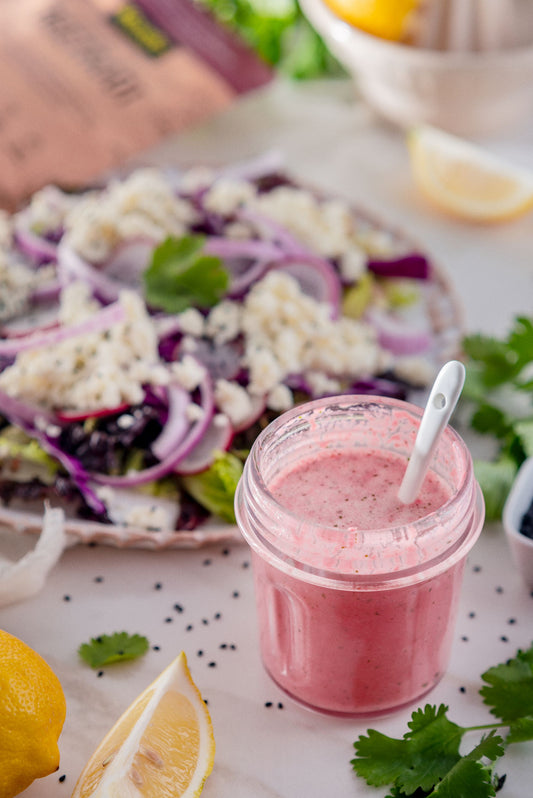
236;207;308;255
204;237;281;262
13;219;58;265
29;278;62;305
151;383;191;461
102;238;156;286
0;300;125;357
56;242;122;304
175;412;233;475
269;254;341;319
90;366;215;487
366;308;433;355
367;253;430;280
178;338;242;381
0;387;55;426
219;149;285;183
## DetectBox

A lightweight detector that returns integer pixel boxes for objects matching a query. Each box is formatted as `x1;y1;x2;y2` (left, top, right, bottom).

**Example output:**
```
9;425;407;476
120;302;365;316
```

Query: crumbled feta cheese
0;282;166;411
21;184;75;236
339;247;366;282
177;308;205;338
205;300;241;344
186;403;205;423
0;258;40;322
170;355;206;392
0;212;12;250
305;372;341;398
393;356;436;387
266;383;293;412
63;168;198;263
214;379;254;427
203;178;256;216
241;272;385;396
180;166;216;194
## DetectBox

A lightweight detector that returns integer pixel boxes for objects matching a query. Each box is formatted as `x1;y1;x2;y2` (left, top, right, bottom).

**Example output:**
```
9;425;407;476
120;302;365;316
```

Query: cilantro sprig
143;235;229;313
78;632;149;668
351;642;533;797
460;316;533;520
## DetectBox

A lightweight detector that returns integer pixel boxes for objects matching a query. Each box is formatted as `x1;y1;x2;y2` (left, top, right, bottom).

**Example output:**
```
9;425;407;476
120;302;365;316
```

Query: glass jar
235;395;484;716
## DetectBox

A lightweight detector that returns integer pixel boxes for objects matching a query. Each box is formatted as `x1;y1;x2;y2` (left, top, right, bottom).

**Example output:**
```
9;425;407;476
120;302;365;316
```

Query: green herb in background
78;632;150;668
460;316;533;521
196;0;344;79
143;235;230;313
181;451;244;524
352;642;533;797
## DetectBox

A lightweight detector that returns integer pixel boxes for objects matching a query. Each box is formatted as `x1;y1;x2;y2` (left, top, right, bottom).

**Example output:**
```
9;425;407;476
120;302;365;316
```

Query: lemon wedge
70;651;215;798
322;0;421;41
408;125;533;223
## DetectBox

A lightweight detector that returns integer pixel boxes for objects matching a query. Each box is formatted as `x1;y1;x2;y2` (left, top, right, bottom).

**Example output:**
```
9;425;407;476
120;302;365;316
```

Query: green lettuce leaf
181;451;243;523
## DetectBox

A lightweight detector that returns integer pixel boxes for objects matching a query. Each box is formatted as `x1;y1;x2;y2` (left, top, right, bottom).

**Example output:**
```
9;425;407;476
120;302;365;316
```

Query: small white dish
300;0;533;137
503;456;533;587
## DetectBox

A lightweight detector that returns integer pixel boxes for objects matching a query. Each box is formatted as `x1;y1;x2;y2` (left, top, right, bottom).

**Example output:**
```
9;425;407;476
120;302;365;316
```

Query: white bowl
503;457;533;588
300;0;533;137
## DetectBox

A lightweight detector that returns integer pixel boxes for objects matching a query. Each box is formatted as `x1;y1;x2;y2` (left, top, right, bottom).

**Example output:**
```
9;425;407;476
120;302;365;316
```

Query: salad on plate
0;160;460;547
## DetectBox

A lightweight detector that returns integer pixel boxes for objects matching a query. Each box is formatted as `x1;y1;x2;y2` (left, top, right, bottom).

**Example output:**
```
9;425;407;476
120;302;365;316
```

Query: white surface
3;79;533;797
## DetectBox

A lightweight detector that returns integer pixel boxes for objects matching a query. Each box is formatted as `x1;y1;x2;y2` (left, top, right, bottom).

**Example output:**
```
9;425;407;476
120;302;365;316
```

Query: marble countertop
3;78;533;797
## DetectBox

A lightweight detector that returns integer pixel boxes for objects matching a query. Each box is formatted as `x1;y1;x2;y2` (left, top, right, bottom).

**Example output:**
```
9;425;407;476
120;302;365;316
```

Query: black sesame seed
174;603;184;613
208;661;217;668
230;644;237;650
214;612;221;620
186;624;193;631
154;582;163;590
459;686;466;693
508;618;517;624
97;670;104;677
59;774;66;783
500;636;509;642
265;701;273;707
468;611;476;618
232;591;240;598
277;702;284;709
242;561;250;569
204;698;209;705
165;617;173;623
202;619;209;625
461;636;469;642
219;643;227;649
472;565;482;572
495;586;504;593
63;595;71;602
197;650;204;657
203;559;212;566
152;645;160;651
94;576;104;583
222;548;230;556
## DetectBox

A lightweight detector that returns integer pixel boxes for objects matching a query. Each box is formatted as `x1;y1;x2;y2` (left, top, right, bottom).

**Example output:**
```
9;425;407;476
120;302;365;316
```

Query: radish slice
270;254;341;318
366;308;433;355
151;383;191;461
90;367;215;487
0;299;125;357
175;413;233;475
55;403;130;424
0;504;66;608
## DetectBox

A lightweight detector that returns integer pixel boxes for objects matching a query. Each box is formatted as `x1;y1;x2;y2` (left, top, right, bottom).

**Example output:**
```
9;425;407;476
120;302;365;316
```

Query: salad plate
0;161;461;548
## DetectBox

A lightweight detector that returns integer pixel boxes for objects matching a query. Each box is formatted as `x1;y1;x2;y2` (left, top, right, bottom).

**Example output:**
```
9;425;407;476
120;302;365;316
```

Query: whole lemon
323;0;421;41
0;629;66;798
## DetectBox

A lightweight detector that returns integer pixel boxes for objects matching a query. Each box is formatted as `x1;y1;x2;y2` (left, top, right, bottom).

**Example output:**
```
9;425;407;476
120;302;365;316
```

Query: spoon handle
398;360;465;505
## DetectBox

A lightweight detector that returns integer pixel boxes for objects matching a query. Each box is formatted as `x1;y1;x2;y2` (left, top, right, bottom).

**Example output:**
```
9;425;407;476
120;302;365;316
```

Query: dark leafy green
352;642;533;797
143;235;229;313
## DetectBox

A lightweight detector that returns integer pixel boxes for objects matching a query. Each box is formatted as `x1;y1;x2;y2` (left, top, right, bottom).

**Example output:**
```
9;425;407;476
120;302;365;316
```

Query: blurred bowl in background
300;0;533;137
503;457;533;589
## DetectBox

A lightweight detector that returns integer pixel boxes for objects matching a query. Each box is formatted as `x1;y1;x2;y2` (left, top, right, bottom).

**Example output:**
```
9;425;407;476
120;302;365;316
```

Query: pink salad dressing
270;448;450;531
236;396;484;716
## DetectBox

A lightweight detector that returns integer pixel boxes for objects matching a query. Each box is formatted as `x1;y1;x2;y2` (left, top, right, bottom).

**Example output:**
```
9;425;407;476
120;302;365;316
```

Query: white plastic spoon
398;360;466;505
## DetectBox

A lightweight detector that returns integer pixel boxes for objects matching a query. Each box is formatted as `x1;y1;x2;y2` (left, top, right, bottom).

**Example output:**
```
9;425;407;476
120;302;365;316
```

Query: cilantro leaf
480;644;533;721
143;235;229;313
473;456;518;522
352;705;464;794
507;716;533;744
78;632;149;668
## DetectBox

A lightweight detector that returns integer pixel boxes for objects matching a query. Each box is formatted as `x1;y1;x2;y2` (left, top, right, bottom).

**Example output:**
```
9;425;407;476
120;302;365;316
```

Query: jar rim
235;394;484;587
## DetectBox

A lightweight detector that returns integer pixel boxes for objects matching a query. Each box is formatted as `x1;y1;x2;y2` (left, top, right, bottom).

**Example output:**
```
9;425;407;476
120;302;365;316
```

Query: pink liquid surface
253;447;463;715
